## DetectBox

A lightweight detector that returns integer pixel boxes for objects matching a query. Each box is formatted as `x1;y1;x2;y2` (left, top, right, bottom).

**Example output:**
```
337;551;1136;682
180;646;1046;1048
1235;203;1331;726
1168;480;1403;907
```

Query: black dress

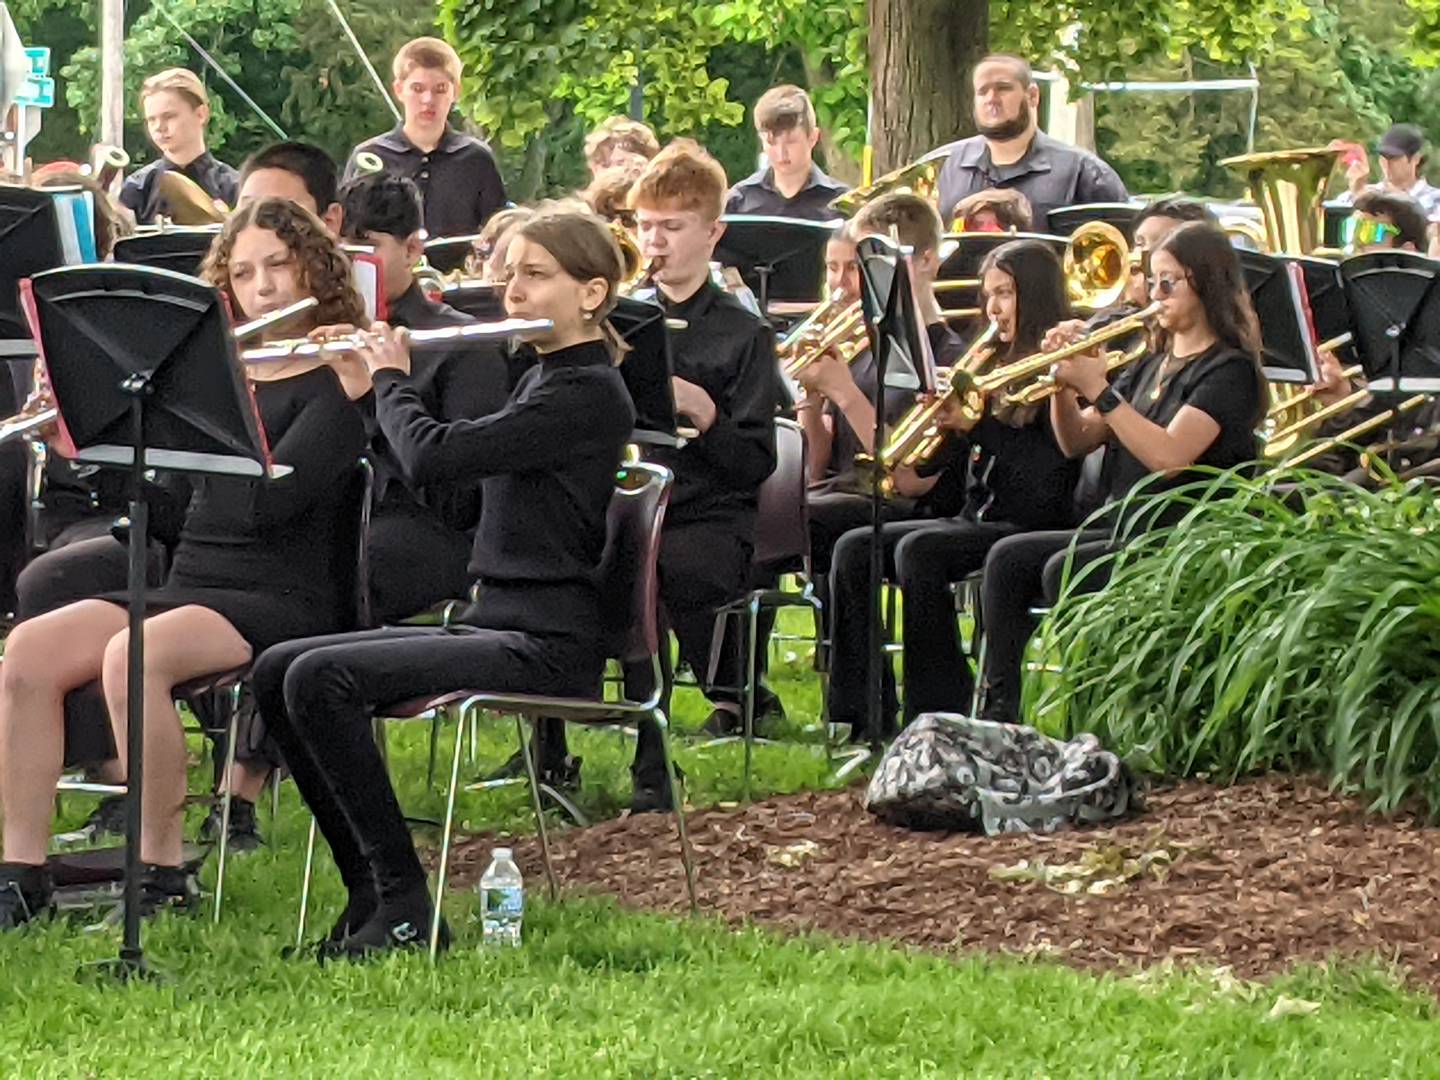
98;365;368;651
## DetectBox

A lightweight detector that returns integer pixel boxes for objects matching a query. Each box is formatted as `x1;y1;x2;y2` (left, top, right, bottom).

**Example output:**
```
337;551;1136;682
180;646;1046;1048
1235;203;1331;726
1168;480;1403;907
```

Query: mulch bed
449;774;1440;993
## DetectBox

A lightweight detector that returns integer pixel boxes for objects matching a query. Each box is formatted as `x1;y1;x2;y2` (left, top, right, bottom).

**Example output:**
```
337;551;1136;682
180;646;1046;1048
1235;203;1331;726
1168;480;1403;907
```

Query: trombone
1280;395;1428;469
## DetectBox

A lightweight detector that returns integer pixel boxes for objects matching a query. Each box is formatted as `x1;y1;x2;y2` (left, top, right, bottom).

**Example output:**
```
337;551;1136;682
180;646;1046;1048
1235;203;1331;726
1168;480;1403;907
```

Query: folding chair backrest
598;462;671;664
751;417;809;571
332;456;375;631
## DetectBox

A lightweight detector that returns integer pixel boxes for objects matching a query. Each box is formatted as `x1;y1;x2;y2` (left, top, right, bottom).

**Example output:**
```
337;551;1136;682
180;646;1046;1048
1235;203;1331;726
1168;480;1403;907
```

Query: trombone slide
1281;395;1427;468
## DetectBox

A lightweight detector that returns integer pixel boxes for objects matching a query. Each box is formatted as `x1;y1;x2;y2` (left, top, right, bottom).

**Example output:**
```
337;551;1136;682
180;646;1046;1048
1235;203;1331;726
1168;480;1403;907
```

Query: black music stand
22;264;281;981
1339;251;1440;393
934;231;1066;327
0;185;71;359
609;296;678;444
1046;203;1141;241
856;234;933;748
113;228;221;278
423;235;480;274
443;281;506;321
1238;249;1320;384
715;215;841;314
1323;201;1355;251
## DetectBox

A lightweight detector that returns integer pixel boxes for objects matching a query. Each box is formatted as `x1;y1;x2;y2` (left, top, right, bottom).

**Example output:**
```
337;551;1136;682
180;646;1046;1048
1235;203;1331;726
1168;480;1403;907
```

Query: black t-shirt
1102;343;1262;502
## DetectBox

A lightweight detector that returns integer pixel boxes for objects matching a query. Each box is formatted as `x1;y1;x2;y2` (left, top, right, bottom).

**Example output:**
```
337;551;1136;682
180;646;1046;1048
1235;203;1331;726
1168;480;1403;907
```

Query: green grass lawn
2;621;1438;1076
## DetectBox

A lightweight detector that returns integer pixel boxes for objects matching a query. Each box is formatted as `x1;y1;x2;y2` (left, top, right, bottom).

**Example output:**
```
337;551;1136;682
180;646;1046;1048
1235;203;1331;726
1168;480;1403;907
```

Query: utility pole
100;0;123;149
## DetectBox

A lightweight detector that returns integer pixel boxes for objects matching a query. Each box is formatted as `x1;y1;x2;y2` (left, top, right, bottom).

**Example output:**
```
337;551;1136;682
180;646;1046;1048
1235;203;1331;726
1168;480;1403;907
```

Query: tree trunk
868;0;988;174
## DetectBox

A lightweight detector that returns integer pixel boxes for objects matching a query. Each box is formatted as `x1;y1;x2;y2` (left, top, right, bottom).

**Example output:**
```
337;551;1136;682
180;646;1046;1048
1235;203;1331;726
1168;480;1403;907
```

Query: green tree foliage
19;0;435;167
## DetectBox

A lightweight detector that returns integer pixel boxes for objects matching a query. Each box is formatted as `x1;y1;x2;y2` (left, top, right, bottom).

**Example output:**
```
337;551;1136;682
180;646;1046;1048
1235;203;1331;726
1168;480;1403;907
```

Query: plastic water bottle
479;847;524;948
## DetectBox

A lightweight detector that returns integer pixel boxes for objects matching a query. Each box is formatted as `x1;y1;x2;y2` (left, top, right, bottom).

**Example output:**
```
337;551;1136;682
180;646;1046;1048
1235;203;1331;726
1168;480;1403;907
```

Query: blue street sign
17;74;52;108
24;46;48;77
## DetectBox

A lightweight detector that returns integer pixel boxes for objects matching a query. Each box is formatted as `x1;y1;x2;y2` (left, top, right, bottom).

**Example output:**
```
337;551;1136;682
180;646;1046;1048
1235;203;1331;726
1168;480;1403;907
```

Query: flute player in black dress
0;199;369;927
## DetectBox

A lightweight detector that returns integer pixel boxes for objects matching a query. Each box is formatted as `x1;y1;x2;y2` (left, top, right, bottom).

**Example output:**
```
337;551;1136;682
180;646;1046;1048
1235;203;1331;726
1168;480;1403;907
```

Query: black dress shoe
0;863;52;930
629;763;686;815
484;749;583;790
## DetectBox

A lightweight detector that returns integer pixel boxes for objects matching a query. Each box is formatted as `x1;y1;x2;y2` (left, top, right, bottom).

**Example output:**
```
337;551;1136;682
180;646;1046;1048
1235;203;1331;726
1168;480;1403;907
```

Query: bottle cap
493;847;513;860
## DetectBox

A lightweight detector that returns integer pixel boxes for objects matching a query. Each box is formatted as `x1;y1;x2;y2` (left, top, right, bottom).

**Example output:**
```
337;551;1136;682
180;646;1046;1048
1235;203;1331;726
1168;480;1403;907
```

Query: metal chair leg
467;708;479;768
212;693;241;924
656;711;699;914
296;815;318;948
426;703;445;788
518;715;559;900
742;598;759;803
430;703;468;960
269;767;281;821
971;631;988;717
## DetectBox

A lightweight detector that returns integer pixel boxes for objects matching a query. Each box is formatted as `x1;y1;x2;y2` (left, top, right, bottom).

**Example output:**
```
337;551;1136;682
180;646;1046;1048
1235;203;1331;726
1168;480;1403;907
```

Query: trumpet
957;302;1161;420
240;318;554;362
872;321;999;479
1003;340;1149;408
777;293;867;379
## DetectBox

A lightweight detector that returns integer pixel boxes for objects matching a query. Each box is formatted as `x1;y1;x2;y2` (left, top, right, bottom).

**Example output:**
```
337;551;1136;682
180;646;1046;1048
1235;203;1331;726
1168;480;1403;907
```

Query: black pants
253;619;603;903
367;508;474;626
978;529;1114;719
754;490;913;688
825;518;1018;735
14;524;170;768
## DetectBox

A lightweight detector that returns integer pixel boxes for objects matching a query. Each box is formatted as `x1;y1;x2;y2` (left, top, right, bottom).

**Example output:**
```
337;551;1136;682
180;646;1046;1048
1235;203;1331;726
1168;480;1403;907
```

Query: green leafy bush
1032;469;1440;814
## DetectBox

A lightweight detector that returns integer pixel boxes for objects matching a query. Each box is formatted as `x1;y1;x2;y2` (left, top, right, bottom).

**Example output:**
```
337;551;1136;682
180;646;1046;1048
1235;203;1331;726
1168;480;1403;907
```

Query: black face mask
976;99;1032;143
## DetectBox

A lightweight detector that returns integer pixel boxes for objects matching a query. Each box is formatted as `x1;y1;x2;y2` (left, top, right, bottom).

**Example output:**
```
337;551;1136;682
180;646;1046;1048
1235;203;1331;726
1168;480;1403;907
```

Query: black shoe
335;886;449;961
81;795;128;840
283;889;380;960
700;706;741;737
136;864;200;918
483;749;582;791
702;689;786;739
199;796;264;853
0;863;52;930
629;763;685;815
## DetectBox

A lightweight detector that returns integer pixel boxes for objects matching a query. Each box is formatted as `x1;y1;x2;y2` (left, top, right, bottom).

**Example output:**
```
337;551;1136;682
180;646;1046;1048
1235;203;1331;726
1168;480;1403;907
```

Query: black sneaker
700;706;741;737
0;863;52;930
81;795;128;840
629;763;685;815
482;749;582;791
136;864;200;918
334;887;449;961
198;796;263;853
702;691;787;739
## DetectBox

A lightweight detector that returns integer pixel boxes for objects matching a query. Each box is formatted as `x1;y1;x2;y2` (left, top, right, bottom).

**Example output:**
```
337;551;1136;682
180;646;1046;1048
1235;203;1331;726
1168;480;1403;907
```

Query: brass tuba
1219;147;1339;257
1221;147;1343;447
828;147;950;218
156;170;228;225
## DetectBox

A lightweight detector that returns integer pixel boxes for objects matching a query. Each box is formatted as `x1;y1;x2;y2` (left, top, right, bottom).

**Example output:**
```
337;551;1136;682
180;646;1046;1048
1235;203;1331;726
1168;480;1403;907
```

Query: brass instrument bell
828;147;950;218
1219;147;1339;256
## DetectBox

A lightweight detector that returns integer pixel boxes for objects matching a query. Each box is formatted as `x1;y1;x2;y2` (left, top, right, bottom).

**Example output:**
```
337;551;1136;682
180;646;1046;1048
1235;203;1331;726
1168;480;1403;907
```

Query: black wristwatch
1094;385;1125;415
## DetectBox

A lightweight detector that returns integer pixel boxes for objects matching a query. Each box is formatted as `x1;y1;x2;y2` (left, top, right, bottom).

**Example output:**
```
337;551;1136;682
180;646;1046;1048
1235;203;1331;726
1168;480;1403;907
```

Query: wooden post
100;0;123;149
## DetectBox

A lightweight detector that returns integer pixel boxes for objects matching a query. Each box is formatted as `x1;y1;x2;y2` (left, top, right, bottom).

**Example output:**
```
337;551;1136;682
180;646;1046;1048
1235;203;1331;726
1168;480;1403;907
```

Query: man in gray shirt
933;54;1127;233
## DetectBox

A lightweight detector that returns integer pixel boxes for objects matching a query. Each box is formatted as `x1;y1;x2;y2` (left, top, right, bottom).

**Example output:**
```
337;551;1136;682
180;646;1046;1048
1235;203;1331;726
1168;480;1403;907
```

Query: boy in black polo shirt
725;85;849;221
119;68;238;225
344;37;506;239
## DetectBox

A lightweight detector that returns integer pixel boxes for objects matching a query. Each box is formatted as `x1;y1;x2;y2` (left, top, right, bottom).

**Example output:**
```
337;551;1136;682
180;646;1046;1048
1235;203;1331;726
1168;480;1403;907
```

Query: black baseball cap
1378;123;1425;159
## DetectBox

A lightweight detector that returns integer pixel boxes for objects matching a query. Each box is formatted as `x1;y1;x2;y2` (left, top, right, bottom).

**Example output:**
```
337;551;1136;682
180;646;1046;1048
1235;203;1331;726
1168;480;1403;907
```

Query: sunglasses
1148;275;1187;297
1341;216;1401;253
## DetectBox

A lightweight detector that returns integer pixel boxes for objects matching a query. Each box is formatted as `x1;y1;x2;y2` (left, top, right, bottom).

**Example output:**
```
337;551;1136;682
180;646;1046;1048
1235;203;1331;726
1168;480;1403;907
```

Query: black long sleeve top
372;339;634;598
645;282;779;529
369;282;510;529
